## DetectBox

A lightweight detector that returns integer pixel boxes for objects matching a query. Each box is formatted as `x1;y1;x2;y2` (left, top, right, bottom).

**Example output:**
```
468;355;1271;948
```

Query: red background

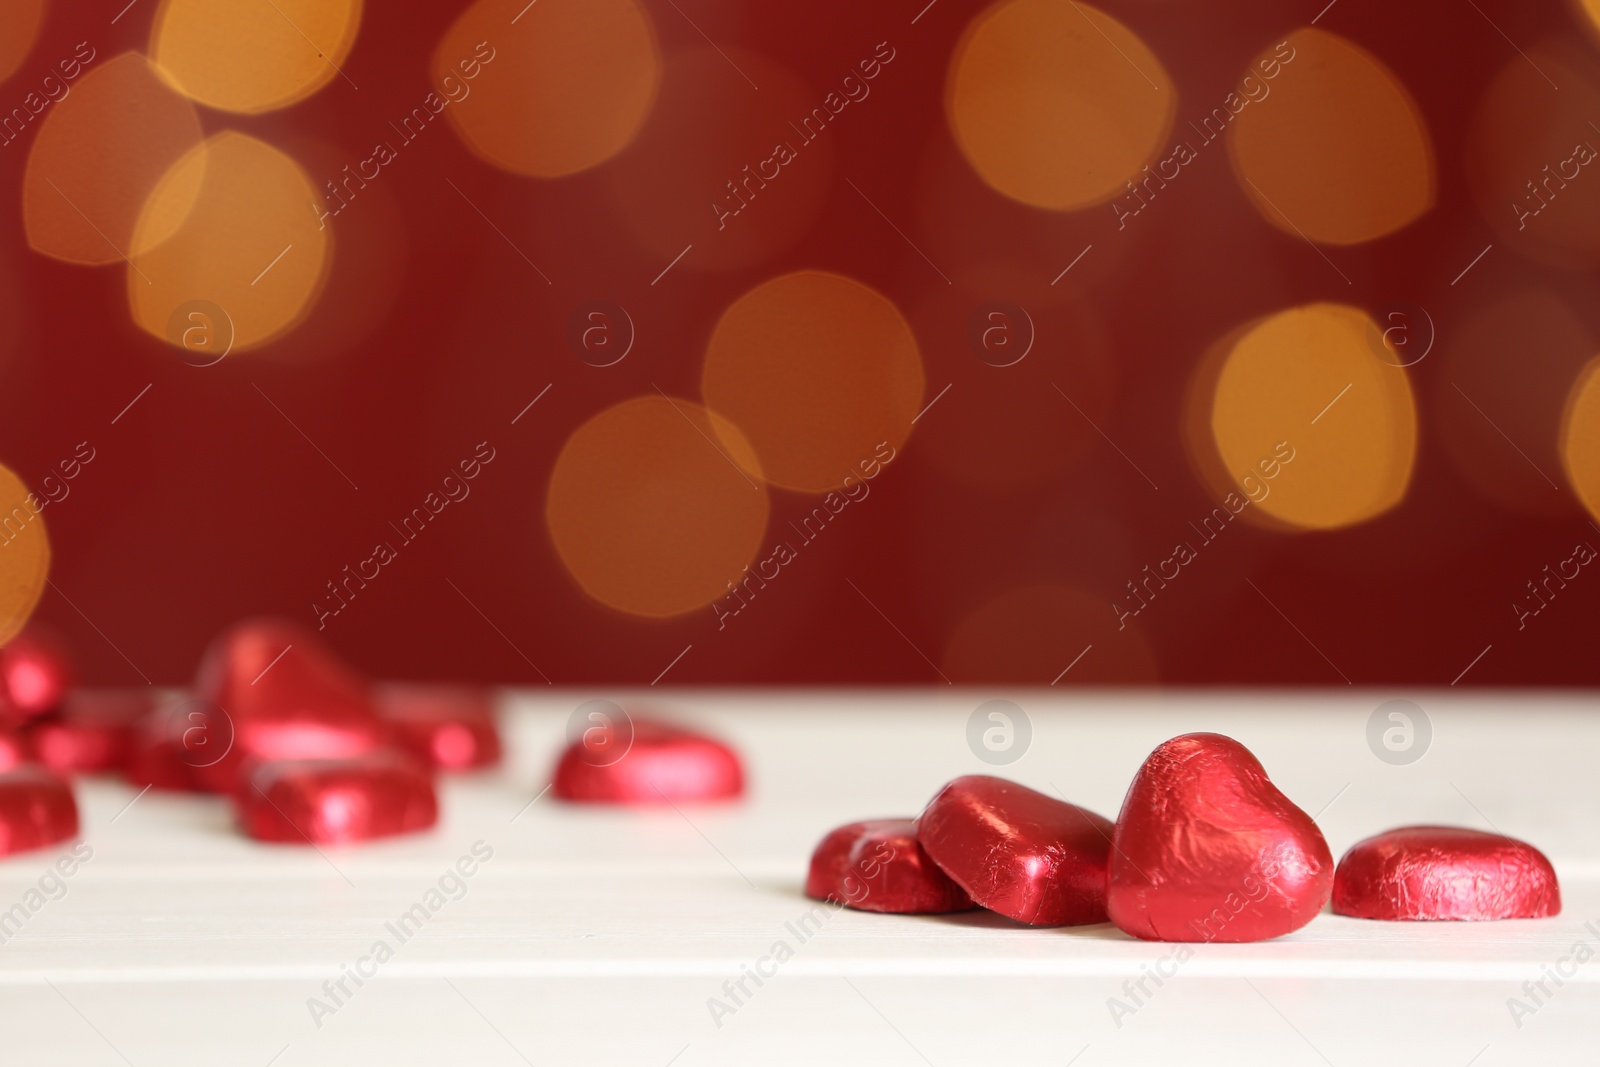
2;0;1597;688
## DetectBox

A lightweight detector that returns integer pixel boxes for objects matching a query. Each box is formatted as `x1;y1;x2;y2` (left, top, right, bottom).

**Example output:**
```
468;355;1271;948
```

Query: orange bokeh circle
436;0;660;178
150;0;362;114
946;0;1176;212
0;0;47;86
701;271;924;494
546;396;771;618
23;52;204;266
1561;356;1600;523
0;462;51;647
1198;303;1417;531
1229;28;1434;246
128;132;331;355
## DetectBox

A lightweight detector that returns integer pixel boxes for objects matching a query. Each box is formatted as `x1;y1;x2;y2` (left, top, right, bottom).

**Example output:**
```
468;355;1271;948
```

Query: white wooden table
1;691;1595;1066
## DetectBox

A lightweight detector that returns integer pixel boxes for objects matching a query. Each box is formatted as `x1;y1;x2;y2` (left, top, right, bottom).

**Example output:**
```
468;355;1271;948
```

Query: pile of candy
0;618;746;857
807;733;1560;938
0;629;1562;944
0;620;498;852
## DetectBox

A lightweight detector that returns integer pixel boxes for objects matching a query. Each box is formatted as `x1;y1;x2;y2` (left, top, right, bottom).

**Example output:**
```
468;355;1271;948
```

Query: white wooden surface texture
0;690;1595;1066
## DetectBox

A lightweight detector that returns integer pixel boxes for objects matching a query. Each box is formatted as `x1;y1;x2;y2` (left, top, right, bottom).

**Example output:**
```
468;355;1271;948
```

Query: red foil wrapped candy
806;819;975;914
915;775;1113;926
30;688;154;774
238;752;438;844
553;713;743;804
1332;826;1560;920
126;699;212;792
188;619;387;791
0;728;31;771
0;766;78;856
375;684;500;770
0;628;72;726
1107;733;1333;943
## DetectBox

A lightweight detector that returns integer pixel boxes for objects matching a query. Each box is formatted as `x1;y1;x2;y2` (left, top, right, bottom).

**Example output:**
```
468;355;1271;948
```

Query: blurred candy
0;627;72;725
188;619;386;792
126;702;206;792
0;766;78;856
916;775;1113;926
238;753;437;844
1108;733;1333;942
375;684;500;770
806;818;974;914
29;688;154;774
0;728;31;771
553;718;743;804
1332;826;1560;921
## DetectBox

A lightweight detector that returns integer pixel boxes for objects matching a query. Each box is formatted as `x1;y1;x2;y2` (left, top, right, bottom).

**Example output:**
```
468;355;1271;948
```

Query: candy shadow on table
767;885;1129;937
920;910;1128;939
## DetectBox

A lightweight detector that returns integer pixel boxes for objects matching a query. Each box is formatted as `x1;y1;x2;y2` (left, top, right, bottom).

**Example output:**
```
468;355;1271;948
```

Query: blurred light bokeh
0;0;1595;688
149;0;363;114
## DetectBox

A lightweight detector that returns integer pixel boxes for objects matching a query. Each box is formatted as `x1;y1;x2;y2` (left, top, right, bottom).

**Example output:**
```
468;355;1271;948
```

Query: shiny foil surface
1332;826;1561;920
29;688;153;774
0;629;72;726
552;719;743;804
1108;733;1333;943
0;765;78;856
238;753;438;844
915;775;1113;926
191;619;387;791
375;684;501;770
805;818;975;914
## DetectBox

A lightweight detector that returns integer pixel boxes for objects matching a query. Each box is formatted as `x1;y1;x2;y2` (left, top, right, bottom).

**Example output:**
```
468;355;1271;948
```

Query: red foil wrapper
0;628;73;726
237;753;438;844
806;818;975;913
126;702;208;791
188;619;387;791
375;684;500;770
1108;733;1333;943
915;775;1113;926
0;729;31;771
0;765;79;856
1333;826;1561;920
553;718;743;804
29;688;155;774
